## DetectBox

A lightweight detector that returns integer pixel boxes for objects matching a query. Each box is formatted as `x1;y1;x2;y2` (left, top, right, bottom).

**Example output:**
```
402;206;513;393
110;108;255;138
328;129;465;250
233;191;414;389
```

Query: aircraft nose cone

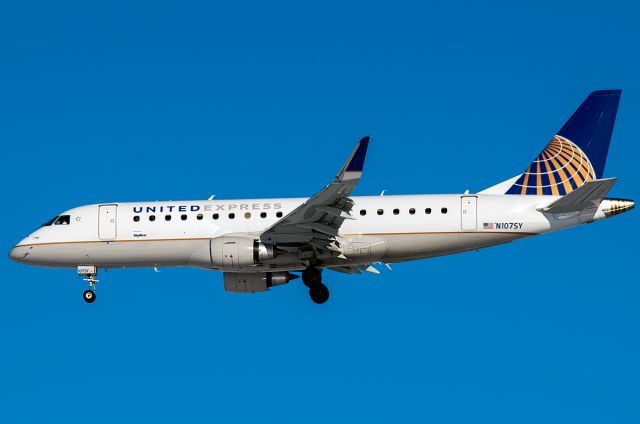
9;244;29;263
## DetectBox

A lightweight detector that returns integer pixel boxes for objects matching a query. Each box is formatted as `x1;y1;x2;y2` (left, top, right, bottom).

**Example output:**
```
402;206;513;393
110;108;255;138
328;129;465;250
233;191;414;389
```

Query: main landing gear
302;266;329;304
77;265;99;304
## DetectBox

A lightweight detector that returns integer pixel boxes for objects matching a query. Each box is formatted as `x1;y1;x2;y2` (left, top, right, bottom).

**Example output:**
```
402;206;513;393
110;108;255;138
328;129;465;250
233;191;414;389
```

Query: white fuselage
10;193;604;272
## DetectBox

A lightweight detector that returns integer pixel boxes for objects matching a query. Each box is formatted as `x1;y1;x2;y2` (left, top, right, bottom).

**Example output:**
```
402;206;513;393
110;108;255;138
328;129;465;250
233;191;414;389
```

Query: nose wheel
83;289;96;303
77;266;99;304
302;266;329;304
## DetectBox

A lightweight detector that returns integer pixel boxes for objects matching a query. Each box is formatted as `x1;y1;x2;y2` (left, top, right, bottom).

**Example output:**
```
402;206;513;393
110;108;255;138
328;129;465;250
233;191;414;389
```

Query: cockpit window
41;216;59;227
53;215;70;225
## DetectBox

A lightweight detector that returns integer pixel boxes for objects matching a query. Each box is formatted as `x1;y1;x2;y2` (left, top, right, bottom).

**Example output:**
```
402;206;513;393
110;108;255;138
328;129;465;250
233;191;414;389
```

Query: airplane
9;90;634;304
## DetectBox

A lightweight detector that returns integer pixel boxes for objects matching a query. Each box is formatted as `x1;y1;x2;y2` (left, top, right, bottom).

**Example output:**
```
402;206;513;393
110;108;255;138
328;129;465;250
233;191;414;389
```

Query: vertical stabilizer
504;90;621;196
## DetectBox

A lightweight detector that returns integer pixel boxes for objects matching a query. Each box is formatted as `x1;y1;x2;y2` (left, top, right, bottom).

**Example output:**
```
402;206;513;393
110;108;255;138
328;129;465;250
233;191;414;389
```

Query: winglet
338;136;370;180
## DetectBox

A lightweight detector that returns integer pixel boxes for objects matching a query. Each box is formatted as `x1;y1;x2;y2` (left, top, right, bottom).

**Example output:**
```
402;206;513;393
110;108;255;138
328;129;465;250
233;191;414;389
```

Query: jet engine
210;235;277;270
223;272;299;293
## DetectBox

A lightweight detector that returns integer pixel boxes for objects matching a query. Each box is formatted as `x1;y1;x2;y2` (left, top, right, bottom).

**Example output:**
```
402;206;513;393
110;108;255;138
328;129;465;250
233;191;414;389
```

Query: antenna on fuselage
380;190;387;196
208;194;216;200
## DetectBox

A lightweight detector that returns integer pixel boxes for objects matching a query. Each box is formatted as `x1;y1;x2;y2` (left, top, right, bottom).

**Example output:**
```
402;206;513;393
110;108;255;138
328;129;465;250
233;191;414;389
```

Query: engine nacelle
224;272;298;293
210;235;276;270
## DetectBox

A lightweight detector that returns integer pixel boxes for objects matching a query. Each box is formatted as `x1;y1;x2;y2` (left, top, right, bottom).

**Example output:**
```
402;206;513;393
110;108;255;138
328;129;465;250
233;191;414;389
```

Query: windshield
54;215;70;225
40;214;71;227
41;216;58;227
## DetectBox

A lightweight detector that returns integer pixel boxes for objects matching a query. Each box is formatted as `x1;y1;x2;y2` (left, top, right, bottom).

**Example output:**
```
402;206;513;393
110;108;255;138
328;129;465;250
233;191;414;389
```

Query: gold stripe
568;150;589;182
541;151;559;195
521;165;532;195
545;149;573;194
555;144;592;181
16;237;211;248
535;161;543;195
16;231;537;248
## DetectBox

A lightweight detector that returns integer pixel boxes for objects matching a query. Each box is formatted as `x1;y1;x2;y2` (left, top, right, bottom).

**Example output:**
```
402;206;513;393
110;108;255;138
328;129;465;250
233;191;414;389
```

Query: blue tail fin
505;90;621;195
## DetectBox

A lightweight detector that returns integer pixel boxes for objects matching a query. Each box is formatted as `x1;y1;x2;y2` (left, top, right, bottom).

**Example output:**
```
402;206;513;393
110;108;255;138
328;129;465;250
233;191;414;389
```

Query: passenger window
425;208;432;214
181;214;187;221
149;215;156;221
165;215;172;221
441;207;448;214
409;208;415;215
54;215;70;225
360;209;366;216
276;211;283;218
393;209;399;215
133;216;140;222
377;209;384;215
244;212;251;219
260;212;267;218
196;214;203;220
229;213;235;219
213;213;219;220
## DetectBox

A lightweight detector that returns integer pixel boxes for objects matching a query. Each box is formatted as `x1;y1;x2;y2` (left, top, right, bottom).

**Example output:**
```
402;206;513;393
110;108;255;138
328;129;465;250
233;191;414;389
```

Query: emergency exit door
98;205;118;240
461;196;477;231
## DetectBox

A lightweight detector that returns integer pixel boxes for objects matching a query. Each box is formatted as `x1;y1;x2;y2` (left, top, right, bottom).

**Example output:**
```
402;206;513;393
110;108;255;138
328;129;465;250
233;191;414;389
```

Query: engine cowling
210;235;276;270
224;272;298;293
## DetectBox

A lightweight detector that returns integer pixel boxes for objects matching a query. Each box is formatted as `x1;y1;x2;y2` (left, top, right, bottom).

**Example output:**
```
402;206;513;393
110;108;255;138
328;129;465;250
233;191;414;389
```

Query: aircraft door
98;204;118;240
461;196;477;231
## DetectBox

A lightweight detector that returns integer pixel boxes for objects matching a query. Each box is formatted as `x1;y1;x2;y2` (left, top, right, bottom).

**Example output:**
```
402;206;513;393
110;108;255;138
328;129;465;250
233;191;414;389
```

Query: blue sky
1;1;639;422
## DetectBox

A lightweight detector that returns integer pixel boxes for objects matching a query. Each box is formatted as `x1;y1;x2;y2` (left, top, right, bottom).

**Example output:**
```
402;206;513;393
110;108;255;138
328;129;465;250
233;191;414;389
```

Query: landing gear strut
302;266;329;304
77;266;99;304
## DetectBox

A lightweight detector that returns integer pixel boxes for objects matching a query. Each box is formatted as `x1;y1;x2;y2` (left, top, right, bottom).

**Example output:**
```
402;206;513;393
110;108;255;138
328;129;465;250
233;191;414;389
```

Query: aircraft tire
309;283;329;304
83;290;96;303
302;267;322;288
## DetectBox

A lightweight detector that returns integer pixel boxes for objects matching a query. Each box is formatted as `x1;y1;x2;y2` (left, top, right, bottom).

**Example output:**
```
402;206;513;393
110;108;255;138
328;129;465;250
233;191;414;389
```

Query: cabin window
377;209;384;215
441;207;448;214
54;215;70;225
393;208;399;215
213;213;219;220
244;212;251;219
360;209;366;216
409;208;415;215
425;208;432;214
165;215;172;221
196;214;203;220
41;216;59;227
133;216;140;222
276;211;283;218
149;215;156;221
229;213;235;219
181;214;187;221
260;212;267;218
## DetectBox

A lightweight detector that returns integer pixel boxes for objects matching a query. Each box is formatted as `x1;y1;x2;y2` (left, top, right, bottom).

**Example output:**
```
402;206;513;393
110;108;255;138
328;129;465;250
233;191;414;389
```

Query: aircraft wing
260;137;370;250
539;178;617;214
328;264;381;275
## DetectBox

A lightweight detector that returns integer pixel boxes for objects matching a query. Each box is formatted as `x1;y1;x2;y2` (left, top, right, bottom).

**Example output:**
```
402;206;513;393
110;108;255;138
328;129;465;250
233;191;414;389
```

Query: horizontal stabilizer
539;178;617;214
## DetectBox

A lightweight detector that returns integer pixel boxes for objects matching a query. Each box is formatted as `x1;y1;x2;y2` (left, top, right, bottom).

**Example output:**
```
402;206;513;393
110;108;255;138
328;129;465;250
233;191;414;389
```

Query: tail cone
600;198;634;217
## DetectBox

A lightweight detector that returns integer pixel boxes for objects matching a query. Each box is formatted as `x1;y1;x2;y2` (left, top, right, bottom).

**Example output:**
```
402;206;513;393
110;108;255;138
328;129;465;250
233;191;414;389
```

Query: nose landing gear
302;266;329;304
77;265;99;304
